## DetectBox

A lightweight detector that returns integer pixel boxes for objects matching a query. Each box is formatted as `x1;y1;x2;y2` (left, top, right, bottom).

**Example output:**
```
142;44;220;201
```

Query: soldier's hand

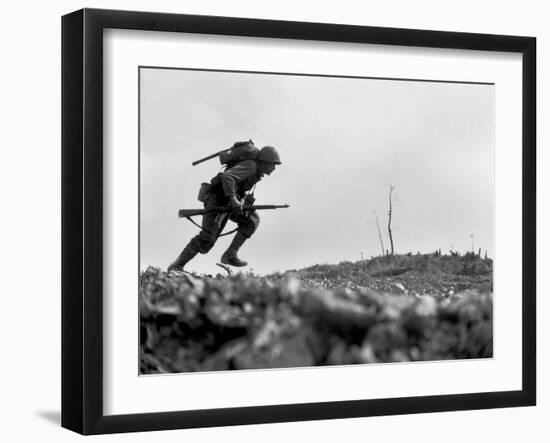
244;194;256;206
229;196;243;213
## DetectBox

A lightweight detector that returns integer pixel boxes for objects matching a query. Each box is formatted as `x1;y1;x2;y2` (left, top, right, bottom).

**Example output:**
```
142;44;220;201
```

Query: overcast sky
140;67;494;276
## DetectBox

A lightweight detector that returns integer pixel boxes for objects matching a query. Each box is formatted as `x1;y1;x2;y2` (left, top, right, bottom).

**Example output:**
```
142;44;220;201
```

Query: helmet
258;146;281;164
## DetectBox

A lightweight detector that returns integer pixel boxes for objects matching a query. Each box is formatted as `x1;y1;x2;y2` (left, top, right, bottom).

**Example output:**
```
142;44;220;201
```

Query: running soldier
167;145;282;271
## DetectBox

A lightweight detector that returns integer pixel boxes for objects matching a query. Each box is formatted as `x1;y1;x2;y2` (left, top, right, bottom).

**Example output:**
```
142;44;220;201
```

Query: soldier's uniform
168;145;281;271
189;160;262;254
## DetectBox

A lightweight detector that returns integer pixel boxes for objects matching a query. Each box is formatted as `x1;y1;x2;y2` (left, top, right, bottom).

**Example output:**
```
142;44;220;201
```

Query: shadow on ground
36;410;61;426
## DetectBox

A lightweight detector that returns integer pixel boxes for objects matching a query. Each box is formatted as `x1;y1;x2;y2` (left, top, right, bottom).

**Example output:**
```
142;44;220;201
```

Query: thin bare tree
388;185;395;256
373;211;386;256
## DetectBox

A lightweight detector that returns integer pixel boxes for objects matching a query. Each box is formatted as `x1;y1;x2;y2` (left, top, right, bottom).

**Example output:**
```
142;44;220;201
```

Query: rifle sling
184;215;247;237
185;216;203;231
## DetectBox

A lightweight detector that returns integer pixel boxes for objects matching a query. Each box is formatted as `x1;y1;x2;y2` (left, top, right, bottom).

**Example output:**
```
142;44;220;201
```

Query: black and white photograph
139;67;494;374
1;0;547;438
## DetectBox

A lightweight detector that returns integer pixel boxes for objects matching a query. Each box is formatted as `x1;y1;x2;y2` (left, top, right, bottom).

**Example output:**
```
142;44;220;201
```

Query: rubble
140;253;493;373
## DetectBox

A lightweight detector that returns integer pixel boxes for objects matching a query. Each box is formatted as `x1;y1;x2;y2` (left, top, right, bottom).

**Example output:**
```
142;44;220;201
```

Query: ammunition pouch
197;182;212;202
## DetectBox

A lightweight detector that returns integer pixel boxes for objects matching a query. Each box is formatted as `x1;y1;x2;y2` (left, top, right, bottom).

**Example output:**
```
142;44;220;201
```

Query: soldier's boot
221;232;249;267
167;245;198;272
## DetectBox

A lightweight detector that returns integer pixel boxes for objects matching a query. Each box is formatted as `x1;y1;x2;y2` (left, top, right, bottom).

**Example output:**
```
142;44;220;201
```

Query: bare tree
387;185;395;256
373;211;385;256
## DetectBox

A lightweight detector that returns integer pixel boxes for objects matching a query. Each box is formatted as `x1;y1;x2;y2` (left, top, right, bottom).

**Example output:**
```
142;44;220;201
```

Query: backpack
219;140;259;169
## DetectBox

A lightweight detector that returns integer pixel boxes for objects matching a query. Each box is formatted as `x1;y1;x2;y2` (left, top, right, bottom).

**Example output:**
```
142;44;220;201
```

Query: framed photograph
62;8;536;435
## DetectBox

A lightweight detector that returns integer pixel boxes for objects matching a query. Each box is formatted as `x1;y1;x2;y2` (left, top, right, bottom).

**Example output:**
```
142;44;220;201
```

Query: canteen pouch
197;182;212;202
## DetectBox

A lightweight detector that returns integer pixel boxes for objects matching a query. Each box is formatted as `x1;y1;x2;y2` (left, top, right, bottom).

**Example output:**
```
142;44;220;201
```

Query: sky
140;67;494;276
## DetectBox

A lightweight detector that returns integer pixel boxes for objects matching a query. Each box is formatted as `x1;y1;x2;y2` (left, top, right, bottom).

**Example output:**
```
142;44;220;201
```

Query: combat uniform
167;145;281;271
188;159;262;254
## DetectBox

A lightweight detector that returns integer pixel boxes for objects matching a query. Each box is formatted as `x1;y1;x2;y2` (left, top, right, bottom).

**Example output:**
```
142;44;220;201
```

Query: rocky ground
139;252;493;374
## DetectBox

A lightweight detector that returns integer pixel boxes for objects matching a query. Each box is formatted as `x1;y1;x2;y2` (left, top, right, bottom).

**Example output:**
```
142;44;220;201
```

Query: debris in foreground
140;254;492;374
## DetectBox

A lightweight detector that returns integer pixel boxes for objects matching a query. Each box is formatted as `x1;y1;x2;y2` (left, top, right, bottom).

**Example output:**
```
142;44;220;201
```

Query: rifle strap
185;216;203;231
219;227;239;237
184;215;239;238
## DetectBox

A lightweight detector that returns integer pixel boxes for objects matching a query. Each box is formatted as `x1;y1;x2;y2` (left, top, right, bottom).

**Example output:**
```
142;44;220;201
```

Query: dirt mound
140;254;492;374
267;252;493;297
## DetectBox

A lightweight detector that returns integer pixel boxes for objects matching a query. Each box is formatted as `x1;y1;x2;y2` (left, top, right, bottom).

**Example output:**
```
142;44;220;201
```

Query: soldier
167;145;282;271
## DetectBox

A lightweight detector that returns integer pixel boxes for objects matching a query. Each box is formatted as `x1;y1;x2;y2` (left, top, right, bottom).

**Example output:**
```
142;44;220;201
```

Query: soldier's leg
167;241;198;272
221;211;260;267
167;209;228;272
190;210;229;254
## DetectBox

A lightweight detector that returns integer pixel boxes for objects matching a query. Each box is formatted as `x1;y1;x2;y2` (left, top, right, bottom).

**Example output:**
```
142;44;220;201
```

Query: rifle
191;147;233;166
179;204;289;218
191;139;254;166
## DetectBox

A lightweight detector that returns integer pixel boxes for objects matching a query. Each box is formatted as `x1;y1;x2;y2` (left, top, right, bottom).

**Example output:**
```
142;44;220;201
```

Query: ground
139;252;493;374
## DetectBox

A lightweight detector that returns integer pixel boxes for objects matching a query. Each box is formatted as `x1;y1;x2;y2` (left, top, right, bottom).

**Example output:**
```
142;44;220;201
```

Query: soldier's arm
220;160;257;199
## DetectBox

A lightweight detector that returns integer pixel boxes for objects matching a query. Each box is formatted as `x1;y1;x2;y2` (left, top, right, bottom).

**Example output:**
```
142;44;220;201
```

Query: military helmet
258;146;281;164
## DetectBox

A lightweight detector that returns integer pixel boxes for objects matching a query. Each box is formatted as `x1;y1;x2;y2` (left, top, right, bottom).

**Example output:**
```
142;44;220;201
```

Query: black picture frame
61;8;536;435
